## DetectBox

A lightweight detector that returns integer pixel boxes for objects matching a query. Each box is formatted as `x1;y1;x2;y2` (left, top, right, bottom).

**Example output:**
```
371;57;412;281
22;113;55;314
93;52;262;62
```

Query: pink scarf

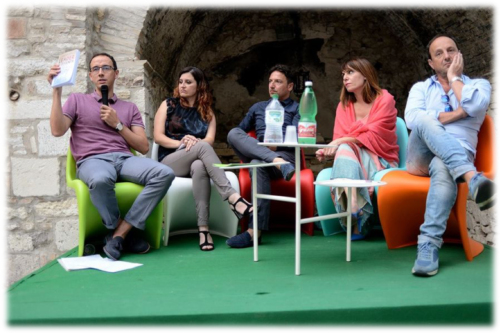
333;89;399;164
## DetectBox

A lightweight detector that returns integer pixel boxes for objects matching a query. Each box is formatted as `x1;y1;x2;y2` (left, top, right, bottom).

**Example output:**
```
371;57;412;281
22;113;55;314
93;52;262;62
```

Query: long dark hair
173;66;213;122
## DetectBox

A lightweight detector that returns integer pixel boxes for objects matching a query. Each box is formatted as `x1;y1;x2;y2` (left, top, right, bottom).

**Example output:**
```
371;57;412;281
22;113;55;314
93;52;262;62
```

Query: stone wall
6;6;149;286
6;6;495;286
467;68;500;248
7;6;88;286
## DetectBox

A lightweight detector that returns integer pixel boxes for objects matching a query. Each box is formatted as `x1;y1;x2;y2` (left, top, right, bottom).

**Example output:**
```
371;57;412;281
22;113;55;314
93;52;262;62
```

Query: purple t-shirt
62;91;145;162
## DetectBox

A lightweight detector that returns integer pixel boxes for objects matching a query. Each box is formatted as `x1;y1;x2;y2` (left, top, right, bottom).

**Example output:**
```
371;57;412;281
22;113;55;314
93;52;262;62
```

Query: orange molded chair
377;115;495;260
238;130;315;236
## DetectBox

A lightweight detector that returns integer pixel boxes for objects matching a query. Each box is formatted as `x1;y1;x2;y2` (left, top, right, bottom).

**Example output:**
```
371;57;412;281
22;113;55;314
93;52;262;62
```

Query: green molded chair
66;147;164;256
315;117;408;235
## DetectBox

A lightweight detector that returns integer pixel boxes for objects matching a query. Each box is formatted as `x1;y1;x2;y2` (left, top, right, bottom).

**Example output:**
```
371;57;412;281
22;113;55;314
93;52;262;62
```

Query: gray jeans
160;141;237;226
227;127;295;231
77;152;174;230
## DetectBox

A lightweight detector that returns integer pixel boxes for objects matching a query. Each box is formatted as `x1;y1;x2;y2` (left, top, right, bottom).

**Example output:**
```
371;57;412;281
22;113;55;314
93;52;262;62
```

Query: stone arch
5;5;494;287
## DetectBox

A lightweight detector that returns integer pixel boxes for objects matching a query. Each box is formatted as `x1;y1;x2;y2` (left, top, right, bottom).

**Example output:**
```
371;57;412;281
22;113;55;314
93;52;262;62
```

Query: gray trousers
77;152;174;230
227;127;295;231
160;141;237;226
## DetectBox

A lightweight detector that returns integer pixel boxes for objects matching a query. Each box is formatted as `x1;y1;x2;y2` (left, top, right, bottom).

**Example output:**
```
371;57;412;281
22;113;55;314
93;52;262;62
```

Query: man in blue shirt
405;34;495;277
226;64;299;248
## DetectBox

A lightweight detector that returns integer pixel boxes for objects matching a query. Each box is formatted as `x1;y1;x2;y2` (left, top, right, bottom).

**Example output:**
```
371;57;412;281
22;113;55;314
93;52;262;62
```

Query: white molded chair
151;142;240;245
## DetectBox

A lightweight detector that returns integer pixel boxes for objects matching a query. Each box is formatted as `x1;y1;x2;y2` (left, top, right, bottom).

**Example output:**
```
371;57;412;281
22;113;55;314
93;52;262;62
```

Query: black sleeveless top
158;97;209;162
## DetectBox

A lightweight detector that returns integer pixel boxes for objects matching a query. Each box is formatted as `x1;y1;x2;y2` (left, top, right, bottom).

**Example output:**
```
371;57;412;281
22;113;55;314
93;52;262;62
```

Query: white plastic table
313;179;386;263
258;142;330;275
217;161;290;262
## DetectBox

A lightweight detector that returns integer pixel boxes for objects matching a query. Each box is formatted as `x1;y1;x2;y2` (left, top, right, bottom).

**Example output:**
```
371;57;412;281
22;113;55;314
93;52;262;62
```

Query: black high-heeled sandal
229;197;253;220
198;230;214;251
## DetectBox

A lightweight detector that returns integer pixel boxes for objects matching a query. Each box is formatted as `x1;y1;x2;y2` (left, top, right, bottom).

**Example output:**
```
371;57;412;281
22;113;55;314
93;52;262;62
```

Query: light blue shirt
405;74;491;155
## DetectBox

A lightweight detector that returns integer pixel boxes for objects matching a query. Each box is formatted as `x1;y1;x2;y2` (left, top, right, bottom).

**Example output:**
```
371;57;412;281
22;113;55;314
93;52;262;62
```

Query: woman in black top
154;66;252;251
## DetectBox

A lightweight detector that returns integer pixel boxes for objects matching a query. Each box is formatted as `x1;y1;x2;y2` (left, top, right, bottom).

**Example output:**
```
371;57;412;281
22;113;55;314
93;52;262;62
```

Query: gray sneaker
412;242;439;277
103;236;124;261
468;172;495;211
105;232;150;254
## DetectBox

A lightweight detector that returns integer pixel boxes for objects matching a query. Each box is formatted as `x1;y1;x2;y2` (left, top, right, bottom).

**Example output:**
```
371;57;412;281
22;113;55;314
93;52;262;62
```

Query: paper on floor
58;254;143;273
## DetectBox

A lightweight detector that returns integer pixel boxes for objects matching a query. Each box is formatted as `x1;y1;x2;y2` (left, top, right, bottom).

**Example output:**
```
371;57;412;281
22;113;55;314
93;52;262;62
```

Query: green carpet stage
8;230;493;325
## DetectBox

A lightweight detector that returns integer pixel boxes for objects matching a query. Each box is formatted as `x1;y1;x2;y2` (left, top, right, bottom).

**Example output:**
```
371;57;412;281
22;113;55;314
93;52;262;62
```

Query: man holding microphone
48;52;174;260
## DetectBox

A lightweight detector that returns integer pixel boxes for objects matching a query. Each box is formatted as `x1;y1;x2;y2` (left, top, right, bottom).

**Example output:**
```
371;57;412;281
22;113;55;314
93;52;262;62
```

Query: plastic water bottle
263;94;284;143
298;81;317;144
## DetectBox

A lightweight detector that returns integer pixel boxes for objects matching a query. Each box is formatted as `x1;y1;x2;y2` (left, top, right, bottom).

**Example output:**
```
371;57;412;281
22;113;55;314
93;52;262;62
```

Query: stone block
1;145;10;173
8;98;52;120
6;174;12;199
8;254;41;286
11;157;60;197
7;206;29;220
8;6;35;17
8;233;34;252
100;33;137;48
7;40;31;57
65;14;86;21
117;90;131;100
35;198;78;218
8;58;51;77
10;124;31;134
37;120;71;156
31;231;52;248
8;223;19;231
8;18;27;39
55;219;79;251
32;42;86;58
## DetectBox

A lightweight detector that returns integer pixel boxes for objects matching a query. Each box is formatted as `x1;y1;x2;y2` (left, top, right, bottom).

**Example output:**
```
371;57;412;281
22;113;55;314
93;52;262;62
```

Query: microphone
101;85;109;106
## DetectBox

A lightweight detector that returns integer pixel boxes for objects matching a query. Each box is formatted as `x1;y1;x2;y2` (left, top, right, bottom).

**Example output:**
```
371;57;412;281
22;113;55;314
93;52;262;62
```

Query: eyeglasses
90;65;115;74
441;94;453;112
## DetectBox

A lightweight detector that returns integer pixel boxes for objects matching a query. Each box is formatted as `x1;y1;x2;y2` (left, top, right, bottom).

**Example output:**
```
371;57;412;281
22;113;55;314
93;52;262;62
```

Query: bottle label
266;110;284;125
298;122;317;138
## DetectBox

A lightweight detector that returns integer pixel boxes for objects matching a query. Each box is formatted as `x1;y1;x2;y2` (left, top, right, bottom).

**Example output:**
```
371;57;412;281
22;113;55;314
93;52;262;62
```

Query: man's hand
447;51;464;82
438;106;468;125
100;105;120;128
47;64;62;92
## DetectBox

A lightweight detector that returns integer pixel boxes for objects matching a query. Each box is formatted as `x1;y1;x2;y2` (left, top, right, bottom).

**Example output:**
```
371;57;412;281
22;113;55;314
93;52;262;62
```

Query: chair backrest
246;129;307;170
66;147;78;185
151;142;160;161
475;114;495;179
395;117;409;169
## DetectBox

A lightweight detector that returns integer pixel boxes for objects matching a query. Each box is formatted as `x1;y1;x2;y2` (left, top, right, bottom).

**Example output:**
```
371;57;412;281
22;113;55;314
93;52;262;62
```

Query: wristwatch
115;122;124;132
450;76;463;84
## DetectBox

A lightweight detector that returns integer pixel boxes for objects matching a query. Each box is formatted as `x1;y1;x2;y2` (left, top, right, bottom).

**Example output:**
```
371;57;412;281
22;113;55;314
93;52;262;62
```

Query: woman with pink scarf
316;58;399;240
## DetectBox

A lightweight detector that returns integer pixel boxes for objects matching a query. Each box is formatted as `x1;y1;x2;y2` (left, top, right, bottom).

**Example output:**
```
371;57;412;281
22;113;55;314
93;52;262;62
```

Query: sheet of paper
58;254;143;273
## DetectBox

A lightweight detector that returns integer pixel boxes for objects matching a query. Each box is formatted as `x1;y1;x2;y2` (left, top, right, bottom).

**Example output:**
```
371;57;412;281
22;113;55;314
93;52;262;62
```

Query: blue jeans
406;116;476;247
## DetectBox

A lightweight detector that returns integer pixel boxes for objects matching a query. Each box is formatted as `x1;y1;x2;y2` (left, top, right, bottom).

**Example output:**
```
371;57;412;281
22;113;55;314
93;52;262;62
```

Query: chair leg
302;223;314;236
